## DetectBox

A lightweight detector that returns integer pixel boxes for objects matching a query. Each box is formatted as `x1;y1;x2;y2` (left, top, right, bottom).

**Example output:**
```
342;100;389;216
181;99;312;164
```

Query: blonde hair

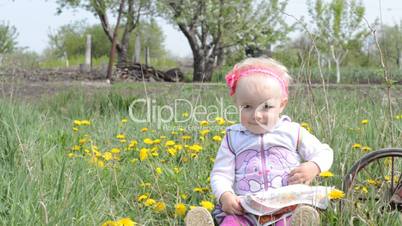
235;57;292;85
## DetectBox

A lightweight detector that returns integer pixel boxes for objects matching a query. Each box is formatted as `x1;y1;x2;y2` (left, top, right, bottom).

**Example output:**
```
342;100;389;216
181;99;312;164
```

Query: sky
1;0;402;57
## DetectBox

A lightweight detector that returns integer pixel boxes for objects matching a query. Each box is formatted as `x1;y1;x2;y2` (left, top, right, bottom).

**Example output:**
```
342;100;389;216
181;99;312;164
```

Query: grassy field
0;82;401;225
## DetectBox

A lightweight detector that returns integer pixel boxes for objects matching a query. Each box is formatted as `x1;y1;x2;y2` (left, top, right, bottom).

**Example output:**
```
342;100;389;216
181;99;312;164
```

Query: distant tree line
2;0;402;83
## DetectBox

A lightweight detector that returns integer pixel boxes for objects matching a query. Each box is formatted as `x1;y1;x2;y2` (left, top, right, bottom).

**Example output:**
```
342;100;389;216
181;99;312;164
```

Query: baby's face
235;75;287;134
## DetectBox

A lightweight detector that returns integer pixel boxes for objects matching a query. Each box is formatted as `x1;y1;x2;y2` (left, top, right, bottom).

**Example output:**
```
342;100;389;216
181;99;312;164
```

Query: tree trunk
335;59;341;83
106;0;125;80
216;46;225;68
118;23;132;65
192;54;214;82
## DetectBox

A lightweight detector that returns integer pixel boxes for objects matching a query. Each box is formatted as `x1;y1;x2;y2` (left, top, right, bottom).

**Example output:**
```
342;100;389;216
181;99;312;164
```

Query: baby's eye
241;105;250;109
263;104;273;109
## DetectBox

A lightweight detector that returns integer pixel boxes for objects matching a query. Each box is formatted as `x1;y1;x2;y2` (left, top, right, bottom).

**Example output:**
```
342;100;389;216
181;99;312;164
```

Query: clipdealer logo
128;98;239;129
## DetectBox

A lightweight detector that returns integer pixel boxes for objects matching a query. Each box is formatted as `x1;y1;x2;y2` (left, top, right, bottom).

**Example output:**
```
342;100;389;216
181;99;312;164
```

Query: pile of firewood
115;63;183;82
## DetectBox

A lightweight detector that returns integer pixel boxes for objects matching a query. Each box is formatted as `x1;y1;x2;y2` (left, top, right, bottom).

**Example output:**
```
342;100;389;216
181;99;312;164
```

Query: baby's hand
220;192;244;215
288;161;320;185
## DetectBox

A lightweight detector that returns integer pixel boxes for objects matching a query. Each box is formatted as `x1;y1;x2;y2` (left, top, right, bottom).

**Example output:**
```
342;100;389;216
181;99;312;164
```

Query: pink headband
225;65;289;97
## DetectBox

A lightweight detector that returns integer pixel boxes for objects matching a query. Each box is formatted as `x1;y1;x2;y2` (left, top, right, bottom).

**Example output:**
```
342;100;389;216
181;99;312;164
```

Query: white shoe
185;207;214;226
291;205;320;226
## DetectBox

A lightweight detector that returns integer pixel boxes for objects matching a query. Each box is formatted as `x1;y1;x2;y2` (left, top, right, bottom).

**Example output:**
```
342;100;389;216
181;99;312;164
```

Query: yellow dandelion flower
319;171;334;178
72;127;79;132
97;160;105;168
71;145;81;151
154;202;166;212
190;205;197;210
181;135;191;140
141;127;148;132
167;148;177;156
209;157;215;163
121;118;128;123
328;189;345;200
212;135;222;142
67;153;76;158
137;194;148;202
193;187;204;193
128;140;138;149
174;144;183;150
178;128;185;132
102;220;117;226
151;151;159;157
200;200;214;211
180;194;188;200
165;140;175;146
153;139;161;144
111;148;120;154
79;138;87;145
81;120;91;126
143;138;154;145
215;117;225;125
301;122;310;128
103;152;113;161
139;148;149;161
175;203;187;217
119;139;127;143
73;120;82;126
155;167;163;175
171;131;178;135
182;157;189;163
199;120;209;126
116;217;136;226
220;130;226;135
116;134;126;139
182;112;189;117
366;179;381;186
200;129;210;136
361;186;368;193
361;119;368;125
361;146;372;152
188;144;203;153
145;198;156;206
352;143;362;149
174;167;181;174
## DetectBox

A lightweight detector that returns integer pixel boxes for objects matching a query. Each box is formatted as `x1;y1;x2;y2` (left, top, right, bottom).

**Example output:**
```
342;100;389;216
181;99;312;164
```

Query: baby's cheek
240;111;250;123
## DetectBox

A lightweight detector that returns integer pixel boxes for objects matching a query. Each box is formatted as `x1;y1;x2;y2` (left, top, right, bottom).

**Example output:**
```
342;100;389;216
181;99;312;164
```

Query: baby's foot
290;205;320;226
185;207;214;226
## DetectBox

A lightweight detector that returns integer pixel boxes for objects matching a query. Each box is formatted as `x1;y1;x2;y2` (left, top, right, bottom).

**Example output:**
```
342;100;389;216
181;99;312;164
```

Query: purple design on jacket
235;146;299;194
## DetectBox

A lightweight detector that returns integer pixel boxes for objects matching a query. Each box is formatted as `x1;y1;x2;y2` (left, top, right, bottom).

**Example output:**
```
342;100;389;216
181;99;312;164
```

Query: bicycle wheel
342;148;402;212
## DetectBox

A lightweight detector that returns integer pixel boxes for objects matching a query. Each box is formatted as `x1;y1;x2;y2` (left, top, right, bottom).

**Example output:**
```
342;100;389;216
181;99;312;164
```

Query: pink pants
220;215;292;226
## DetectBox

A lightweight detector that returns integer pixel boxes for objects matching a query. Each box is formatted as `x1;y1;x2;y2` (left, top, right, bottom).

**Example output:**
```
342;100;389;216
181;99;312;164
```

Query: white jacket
210;115;333;203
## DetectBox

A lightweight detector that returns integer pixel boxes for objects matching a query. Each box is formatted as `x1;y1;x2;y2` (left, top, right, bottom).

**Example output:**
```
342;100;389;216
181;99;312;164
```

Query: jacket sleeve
210;134;236;203
298;126;333;172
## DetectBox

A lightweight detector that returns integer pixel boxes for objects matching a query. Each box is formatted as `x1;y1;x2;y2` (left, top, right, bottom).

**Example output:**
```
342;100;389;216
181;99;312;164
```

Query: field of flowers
0;82;401;225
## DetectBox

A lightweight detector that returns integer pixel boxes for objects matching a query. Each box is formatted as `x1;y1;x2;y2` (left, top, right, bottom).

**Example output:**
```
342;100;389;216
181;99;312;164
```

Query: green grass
0;83;401;225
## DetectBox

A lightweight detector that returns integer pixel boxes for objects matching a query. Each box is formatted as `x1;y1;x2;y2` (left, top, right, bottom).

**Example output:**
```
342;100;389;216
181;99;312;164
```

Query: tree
45;20;166;63
0;21;18;55
159;0;292;82
307;0;368;83
56;0;153;65
377;23;402;69
47;21;87;59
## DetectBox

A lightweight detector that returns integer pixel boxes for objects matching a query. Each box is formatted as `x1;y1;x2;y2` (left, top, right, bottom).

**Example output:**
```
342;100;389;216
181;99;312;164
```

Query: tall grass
0;83;401;225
